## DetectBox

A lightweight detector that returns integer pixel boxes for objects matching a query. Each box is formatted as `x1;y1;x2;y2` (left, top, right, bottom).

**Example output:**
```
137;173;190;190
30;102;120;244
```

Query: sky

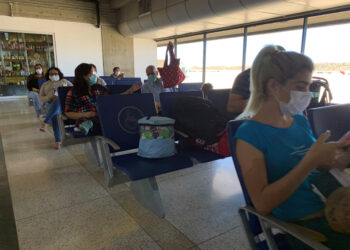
157;23;350;68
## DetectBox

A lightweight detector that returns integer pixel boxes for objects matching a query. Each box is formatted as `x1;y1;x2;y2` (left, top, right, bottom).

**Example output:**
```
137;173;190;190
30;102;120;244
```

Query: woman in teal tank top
235;45;350;249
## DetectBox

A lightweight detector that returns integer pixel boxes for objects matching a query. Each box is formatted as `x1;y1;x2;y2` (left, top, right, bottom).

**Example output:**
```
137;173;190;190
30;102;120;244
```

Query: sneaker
79;120;93;135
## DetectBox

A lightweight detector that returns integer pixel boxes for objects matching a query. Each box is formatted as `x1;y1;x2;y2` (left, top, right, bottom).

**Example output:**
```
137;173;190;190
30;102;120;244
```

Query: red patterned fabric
203;130;230;157
158;42;185;88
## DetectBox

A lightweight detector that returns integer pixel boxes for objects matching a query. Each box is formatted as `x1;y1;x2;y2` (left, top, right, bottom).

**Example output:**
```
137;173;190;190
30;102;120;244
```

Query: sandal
40;123;47;132
54;142;61;150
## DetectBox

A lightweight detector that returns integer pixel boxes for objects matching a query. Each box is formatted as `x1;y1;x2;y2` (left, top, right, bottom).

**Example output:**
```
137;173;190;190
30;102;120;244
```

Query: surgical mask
49;75;60;82
89;74;98;85
115;71;121;76
279;90;312;116
36;69;42;75
148;74;157;83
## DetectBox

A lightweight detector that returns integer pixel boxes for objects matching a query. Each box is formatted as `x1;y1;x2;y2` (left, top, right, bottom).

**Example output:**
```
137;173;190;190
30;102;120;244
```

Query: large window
205;30;244;89
156;10;350;105
305;20;350;104
177;35;203;83
156;39;174;69
246;19;304;67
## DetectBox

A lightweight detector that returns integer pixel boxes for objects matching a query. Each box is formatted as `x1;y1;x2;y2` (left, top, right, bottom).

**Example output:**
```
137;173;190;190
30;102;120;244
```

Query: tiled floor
0;98;249;250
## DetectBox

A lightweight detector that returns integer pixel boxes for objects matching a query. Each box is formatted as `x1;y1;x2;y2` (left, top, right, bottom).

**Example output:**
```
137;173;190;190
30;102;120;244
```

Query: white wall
0;16;103;76
133;38;157;81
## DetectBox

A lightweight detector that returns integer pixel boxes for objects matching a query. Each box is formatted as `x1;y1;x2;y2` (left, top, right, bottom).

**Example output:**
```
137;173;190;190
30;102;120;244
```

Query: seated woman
27;64;45;117
91;64;107;86
39;67;73;149
64;63;141;135
235;45;350;249
110;66;125;79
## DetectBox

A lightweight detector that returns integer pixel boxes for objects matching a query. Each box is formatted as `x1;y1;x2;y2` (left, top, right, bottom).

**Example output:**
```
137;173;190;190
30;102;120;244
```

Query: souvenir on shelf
0;31;55;87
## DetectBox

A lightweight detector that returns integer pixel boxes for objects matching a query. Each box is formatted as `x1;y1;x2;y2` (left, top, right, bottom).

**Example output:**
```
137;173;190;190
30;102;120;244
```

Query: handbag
158;42;185;88
137;116;175;158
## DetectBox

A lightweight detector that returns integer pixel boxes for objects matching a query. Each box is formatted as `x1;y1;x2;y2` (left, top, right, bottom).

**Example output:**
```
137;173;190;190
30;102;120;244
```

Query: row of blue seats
38;77;142;88
56;85;349;248
57;88;231;148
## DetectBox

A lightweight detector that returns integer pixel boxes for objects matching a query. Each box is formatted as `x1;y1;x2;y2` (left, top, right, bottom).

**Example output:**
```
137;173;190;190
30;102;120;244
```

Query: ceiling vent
139;0;151;16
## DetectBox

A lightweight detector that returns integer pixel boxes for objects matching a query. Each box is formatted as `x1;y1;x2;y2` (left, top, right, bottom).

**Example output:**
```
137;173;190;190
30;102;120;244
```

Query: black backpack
172;96;229;146
308;77;333;109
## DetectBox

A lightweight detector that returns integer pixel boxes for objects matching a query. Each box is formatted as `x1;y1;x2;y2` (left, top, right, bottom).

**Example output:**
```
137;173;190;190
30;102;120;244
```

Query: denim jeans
27;91;41;115
44;98;61;142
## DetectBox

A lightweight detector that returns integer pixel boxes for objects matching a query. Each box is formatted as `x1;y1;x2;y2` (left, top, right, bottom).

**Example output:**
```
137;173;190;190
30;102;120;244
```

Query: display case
0;31;55;96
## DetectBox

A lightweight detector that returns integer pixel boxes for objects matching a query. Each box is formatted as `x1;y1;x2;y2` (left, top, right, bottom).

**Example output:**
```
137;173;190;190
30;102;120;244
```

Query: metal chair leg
100;140;115;187
129;177;165;218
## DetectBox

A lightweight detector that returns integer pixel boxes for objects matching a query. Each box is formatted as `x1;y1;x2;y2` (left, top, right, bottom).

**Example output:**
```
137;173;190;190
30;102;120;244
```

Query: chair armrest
240;206;330;250
95;136;120;151
175;129;189;138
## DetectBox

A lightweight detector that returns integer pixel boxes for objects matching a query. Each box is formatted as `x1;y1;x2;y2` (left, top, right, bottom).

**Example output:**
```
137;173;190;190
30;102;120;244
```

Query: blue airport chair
227;120;329;250
122;77;142;81
96;93;193;217
207;89;231;116
159;91;203;117
113;77;142;85
159;91;224;163
106;85;141;94
57;87;102;168
64;76;75;83
38;78;46;89
99;76;114;85
308;103;350;141
57;85;140;144
57;87;86;140
178;82;203;92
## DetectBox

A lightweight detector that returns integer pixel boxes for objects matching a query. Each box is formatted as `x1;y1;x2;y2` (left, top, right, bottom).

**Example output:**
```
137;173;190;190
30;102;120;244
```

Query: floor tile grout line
65;145;197;250
194;224;242;247
15;194;110;223
0;134;20;250
65;147;166;250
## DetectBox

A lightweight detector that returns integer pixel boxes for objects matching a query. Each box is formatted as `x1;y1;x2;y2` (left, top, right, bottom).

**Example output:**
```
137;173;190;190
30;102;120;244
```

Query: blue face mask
148;74;157;83
89;75;98;85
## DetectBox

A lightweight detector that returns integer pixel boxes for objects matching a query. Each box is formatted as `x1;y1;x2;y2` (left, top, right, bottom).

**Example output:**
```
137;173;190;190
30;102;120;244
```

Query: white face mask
49;75;60;82
279;90;312;116
115;71;120;76
36;69;42;75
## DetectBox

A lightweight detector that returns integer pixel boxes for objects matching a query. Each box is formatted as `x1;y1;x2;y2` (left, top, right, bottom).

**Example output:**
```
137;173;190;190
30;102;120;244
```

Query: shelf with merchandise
0;32;55;95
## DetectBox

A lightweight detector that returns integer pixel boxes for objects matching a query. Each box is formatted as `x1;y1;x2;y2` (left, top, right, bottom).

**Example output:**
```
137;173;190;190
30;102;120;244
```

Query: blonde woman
235;45;350;249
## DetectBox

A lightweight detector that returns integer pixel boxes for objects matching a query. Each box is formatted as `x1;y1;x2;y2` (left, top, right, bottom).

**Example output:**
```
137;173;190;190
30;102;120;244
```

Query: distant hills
157;60;350;72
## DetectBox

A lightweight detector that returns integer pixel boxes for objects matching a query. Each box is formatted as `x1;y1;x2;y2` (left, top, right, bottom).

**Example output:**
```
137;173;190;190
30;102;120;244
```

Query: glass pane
0;31;55;96
205;35;243;89
0;32;27;87
24;33;51;74
246;19;304;67
305;21;350;104
177;35;203;83
157;39;174;68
